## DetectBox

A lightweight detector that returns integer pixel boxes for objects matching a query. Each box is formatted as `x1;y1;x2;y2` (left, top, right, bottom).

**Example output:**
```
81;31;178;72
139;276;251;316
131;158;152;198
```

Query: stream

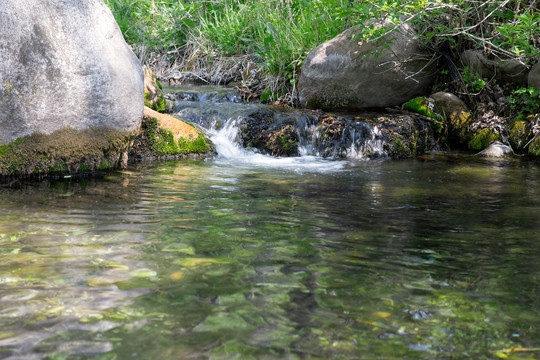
0;87;539;359
166;85;389;161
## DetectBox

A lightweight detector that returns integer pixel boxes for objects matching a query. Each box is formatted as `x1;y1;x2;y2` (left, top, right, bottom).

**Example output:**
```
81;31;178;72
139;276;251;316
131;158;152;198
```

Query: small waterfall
345;123;385;159
208;118;244;159
165;86;405;169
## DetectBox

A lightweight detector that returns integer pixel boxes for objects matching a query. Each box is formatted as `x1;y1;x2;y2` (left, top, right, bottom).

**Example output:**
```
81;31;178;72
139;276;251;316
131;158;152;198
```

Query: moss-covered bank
0;112;215;181
0;127;135;178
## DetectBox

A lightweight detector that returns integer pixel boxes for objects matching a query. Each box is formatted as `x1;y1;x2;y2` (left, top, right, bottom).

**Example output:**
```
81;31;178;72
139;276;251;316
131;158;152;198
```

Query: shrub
509;87;540;116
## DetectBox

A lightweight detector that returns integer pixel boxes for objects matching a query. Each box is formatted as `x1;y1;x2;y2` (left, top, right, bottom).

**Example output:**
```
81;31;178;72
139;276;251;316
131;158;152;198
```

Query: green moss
509;120;530;150
447;111;472;147
178;134;210;154
144;93;151;107
390;137;413;159
277;133;297;156
403;97;440;121
403;97;445;138
155;96;166;113
131;116;211;158
468;128;500;151
49;162;69;173
0;138;21;157
144;92;166;113
98;160;112;170
144;117;179;155
177;122;211;154
0;127;134;177
529;136;540;157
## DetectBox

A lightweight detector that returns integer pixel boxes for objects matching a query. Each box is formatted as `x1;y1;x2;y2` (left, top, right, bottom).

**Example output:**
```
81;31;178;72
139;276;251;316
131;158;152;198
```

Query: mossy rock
529;136;540;157
427;92;472;147
468;128;501;151
509;120;531;150
143;67;167;113
447;111;472;146
129;116;213;159
144;92;167;113
0;127;134;177
403;97;440;121
178;133;212;154
402;97;446;142
143;116;180;156
387;135;414;159
265;125;299;157
238;108;299;156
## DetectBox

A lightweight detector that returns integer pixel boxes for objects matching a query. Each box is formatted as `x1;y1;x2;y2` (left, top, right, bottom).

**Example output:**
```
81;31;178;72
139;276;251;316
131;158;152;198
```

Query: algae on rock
239;108;300;157
402;97;441;122
468;128;501;151
509;120;531;150
0;127;135;177
529;136;540;157
129;116;213;160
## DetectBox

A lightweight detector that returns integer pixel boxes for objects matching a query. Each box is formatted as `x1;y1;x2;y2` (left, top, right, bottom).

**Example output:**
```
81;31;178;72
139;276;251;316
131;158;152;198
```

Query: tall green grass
104;0;352;89
104;0;540;100
190;0;350;86
103;0;195;54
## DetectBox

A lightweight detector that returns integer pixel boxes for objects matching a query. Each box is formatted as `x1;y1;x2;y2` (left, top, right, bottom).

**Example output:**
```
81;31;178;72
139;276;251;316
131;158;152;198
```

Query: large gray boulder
460;49;529;86
299;23;436;110
0;0;144;176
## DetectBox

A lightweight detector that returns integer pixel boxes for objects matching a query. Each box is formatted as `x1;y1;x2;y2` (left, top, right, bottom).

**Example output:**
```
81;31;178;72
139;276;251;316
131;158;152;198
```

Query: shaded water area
1;153;540;359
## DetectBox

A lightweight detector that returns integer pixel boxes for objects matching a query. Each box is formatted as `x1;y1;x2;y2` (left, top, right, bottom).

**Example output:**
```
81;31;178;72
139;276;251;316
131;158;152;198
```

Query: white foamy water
166;86;389;172
209;118;348;174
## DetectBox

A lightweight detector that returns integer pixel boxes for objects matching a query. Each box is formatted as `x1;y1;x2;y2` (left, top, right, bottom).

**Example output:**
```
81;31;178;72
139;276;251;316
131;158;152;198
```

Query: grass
104;0;193;56
191;0;349;95
104;0;353;97
104;0;540;102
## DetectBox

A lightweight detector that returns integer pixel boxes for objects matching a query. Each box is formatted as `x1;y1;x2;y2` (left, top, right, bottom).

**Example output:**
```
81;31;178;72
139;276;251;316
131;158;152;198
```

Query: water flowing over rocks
166;87;441;160
0;0;144;176
298;23;436;111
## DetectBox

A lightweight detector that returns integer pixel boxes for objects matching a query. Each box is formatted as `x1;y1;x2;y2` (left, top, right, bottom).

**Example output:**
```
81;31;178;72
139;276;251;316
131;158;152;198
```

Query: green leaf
260;88;271;102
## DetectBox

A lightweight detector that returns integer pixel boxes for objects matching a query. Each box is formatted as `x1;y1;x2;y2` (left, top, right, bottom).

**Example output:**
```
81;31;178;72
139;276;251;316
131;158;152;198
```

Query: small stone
477;142;514;158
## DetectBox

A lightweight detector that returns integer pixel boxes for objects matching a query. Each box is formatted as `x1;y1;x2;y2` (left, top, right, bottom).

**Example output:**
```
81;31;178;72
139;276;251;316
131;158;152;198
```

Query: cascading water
165;86;416;171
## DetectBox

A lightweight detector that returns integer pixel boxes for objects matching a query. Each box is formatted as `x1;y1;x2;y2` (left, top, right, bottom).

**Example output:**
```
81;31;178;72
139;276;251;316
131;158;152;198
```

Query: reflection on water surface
0;155;539;359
